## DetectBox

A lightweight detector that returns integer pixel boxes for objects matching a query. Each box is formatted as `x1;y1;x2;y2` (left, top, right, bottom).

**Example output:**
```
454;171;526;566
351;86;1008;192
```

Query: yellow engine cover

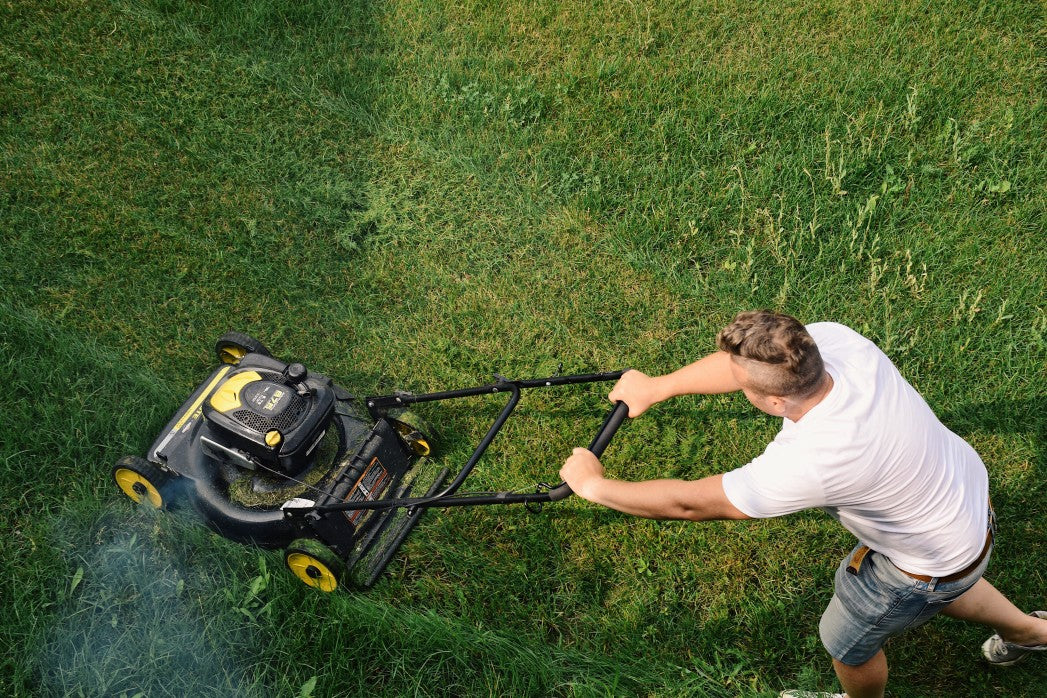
209;371;262;413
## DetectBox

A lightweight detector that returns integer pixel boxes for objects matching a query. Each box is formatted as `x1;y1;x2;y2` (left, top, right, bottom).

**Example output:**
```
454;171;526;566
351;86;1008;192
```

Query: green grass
2;0;1044;695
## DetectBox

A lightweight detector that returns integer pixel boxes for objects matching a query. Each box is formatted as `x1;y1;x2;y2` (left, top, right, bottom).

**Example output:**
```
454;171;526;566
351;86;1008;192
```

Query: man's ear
765;394;790;416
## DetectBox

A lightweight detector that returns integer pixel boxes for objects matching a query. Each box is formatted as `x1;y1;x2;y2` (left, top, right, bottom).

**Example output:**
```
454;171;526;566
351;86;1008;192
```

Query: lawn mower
112;332;629;591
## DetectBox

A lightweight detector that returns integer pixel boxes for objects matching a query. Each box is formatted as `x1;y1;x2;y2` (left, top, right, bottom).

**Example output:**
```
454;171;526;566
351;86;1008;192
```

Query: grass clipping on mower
227;428;340;508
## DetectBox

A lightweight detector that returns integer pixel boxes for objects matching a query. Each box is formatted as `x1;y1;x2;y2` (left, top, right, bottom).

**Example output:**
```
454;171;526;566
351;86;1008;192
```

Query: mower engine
200;354;335;477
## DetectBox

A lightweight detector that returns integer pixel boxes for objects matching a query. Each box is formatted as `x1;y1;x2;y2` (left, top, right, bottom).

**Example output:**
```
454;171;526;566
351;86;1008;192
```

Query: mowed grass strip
1;0;1044;695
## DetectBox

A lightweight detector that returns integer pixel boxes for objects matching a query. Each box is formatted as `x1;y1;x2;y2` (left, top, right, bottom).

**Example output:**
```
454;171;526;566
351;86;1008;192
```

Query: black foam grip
548;401;630;501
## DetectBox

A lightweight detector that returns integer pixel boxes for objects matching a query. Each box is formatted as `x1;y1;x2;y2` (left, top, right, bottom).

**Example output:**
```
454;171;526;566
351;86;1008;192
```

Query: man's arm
611;351;741;417
560;448;752;521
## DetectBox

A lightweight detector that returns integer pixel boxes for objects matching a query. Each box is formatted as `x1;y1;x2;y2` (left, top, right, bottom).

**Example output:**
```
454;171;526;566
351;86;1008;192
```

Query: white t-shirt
721;322;989;577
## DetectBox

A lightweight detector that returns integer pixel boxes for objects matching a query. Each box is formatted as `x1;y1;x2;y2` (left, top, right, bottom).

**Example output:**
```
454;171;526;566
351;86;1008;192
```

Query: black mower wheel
389;410;435;458
215;331;271;365
112;456;173;509
284;539;345;593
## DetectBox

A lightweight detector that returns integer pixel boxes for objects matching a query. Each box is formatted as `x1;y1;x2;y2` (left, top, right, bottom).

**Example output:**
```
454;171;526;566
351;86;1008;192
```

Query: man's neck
786;371;834;422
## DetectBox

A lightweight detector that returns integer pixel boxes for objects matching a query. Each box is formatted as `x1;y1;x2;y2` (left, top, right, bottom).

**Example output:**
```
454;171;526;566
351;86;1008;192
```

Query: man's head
717;310;827;416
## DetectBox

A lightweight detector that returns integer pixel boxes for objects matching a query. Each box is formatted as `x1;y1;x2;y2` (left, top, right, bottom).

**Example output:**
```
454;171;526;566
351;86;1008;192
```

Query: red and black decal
343;457;389;524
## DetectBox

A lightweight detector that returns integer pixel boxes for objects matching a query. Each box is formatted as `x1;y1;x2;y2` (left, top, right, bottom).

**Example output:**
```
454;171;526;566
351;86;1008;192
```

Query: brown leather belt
894;528;994;583
847;528;993;583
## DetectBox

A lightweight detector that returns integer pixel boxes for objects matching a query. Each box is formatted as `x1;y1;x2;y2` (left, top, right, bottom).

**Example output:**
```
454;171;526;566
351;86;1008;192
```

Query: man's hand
609;354;743;416
559;448;751;520
560;447;605;500
609;369;664;418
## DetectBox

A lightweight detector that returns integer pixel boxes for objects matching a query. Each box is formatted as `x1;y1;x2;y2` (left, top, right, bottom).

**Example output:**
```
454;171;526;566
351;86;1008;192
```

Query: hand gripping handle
547;400;630;501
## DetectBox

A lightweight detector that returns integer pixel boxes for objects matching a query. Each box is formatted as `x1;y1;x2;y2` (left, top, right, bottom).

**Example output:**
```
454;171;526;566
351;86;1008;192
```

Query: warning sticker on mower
343;458;389;524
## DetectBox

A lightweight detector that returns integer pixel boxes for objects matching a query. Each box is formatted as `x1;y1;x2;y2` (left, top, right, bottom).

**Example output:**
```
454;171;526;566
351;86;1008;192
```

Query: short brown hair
716;310;825;398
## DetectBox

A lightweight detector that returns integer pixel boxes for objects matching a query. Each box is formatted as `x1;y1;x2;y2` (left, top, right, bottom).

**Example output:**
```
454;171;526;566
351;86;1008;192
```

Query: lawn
1;0;1044;695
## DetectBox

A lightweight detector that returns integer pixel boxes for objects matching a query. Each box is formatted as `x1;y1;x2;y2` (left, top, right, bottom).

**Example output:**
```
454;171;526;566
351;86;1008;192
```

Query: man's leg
832;650;887;698
942;578;1047;645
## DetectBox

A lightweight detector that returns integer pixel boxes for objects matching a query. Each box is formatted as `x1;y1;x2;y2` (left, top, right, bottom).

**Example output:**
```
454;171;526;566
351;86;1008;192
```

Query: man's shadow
938;396;1046;509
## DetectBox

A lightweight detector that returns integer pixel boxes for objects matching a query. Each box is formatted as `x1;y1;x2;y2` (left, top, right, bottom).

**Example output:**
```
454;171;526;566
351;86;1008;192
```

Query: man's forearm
653;351;742;399
577;473;750;521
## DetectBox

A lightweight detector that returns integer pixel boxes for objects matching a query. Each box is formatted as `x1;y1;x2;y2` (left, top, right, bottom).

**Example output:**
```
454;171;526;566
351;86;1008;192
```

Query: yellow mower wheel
284;541;343;592
217;345;247;365
215;331;271;365
112;456;170;509
390;411;434;457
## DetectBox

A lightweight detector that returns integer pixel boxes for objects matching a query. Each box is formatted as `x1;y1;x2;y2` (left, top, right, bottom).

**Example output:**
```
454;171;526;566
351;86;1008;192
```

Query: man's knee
832;651;888;698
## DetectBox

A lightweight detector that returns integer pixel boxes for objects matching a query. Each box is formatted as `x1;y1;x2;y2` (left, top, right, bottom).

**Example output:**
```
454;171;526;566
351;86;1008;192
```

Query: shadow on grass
940;396;1046;467
940;396;1047;504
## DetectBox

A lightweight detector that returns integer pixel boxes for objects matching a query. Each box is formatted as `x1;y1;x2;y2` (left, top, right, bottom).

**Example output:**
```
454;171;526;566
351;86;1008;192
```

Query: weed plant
1;0;1044;696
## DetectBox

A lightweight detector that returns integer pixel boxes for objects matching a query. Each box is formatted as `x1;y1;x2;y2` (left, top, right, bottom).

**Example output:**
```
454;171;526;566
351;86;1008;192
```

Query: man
560;310;1047;698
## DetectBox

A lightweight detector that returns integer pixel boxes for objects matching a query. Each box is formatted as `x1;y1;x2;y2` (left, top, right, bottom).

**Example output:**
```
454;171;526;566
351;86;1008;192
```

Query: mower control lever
546;400;631;501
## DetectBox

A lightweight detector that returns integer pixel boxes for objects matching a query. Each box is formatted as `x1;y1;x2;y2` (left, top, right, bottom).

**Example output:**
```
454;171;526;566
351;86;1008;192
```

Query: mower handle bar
545;400;630;501
301;388;631;514
366;370;626;502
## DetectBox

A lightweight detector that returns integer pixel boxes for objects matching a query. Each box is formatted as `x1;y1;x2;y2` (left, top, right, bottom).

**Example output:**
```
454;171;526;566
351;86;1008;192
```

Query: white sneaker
779;691;845;698
981;610;1047;666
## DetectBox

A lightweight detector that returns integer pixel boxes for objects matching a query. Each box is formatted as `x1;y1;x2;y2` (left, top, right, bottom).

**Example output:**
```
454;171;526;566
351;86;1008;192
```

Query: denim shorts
819;526;994;666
